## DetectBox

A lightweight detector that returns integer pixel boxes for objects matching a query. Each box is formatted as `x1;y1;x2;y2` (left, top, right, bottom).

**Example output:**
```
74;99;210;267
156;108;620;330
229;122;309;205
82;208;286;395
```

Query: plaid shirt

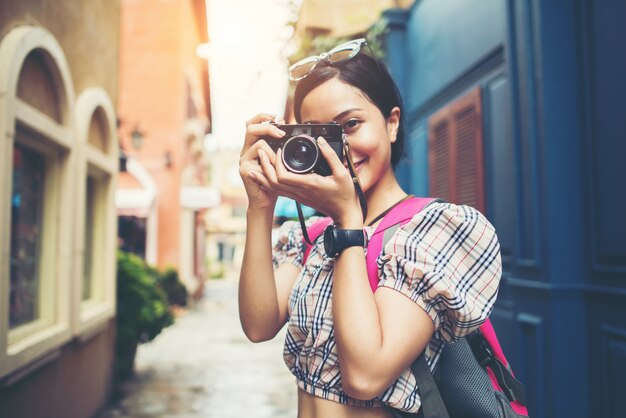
272;201;501;413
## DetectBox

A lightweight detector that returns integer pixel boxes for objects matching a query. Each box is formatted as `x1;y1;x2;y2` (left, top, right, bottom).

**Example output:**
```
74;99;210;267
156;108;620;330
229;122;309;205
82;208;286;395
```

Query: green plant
115;251;174;379
365;17;390;58
150;266;188;307
287;17;389;65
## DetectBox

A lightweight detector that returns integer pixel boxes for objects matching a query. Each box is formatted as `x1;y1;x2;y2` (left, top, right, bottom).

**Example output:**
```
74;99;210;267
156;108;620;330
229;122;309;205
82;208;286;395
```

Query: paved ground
97;276;297;418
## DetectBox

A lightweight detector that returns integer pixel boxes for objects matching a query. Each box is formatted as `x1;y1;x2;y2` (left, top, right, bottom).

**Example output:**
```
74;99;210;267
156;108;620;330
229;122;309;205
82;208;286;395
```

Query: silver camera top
290;126;312;137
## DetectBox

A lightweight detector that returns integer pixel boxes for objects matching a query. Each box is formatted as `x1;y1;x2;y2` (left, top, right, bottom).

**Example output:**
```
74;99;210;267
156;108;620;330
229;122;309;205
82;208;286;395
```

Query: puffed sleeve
272;216;326;269
272;220;306;269
377;202;501;343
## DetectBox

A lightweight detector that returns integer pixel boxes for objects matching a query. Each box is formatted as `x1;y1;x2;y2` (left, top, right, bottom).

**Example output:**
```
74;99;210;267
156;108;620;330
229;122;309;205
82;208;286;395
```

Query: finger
242;125;286;158
239;160;260;183
261;149;308;198
241;115;285;157
248;170;271;190
246;123;286;141
274;148;325;193
316;137;348;177
241;138;278;164
274;147;286;175
258;148;279;185
274;148;304;186
257;139;279;163
246;113;276;127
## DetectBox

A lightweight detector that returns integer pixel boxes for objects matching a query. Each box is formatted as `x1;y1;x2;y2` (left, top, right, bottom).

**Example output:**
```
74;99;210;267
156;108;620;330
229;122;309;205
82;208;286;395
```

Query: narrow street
97;275;297;418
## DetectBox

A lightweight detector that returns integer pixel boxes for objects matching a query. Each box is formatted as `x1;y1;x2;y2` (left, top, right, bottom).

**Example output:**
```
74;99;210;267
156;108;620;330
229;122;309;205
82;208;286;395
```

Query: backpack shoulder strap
471;319;528;407
302;217;332;263
366;197;435;292
302;196;435;281
410;353;450;418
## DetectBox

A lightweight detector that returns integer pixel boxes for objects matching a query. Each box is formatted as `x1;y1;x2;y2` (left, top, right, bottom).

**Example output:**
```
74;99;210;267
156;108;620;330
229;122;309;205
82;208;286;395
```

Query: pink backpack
303;197;529;418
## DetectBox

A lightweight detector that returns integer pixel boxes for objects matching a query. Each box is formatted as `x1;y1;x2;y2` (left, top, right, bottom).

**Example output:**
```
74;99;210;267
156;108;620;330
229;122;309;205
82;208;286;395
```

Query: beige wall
0;323;116;418
0;0;120;105
0;1;120;417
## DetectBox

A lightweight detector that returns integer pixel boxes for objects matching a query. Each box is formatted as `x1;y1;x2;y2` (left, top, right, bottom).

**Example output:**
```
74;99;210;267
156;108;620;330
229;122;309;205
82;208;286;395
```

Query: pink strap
480;319;529;416
366;197;434;292
480;319;507;366
303;197;433;292
302;217;332;262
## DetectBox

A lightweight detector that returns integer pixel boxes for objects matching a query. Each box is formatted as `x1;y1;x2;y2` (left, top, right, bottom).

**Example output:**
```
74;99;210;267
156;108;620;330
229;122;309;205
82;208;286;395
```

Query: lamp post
124;123;171;169
119;145;128;172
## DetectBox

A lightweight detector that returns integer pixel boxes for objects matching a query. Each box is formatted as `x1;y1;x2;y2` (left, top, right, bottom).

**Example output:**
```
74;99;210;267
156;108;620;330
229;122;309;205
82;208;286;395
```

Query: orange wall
118;0;208;269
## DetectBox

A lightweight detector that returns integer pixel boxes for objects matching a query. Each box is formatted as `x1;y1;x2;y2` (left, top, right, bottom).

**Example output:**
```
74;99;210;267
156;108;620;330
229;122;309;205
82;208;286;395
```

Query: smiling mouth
345;159;366;172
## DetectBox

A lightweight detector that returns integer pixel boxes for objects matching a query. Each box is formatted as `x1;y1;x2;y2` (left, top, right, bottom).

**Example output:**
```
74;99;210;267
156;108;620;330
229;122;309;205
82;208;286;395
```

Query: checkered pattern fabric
272;201;502;413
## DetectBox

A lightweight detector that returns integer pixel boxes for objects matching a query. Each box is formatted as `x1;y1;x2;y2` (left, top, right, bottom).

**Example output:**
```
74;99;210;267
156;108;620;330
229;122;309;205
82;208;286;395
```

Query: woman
238;40;501;417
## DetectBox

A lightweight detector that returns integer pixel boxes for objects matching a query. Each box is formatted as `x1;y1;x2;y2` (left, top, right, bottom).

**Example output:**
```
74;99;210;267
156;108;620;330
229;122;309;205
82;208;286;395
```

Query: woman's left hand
257;136;363;227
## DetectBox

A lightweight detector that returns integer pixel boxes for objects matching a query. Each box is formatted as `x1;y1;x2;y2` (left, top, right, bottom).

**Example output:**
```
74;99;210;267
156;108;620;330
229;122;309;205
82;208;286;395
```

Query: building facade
116;0;215;298
203;147;247;277
294;0;414;39
384;1;626;417
0;1;120;417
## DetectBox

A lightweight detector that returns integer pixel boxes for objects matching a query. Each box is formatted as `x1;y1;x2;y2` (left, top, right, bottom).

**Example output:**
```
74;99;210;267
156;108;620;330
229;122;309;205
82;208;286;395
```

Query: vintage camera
263;123;344;176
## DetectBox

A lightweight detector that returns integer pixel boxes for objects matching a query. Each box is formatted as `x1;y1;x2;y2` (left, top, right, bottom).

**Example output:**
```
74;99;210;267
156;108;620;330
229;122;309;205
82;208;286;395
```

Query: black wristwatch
323;224;366;257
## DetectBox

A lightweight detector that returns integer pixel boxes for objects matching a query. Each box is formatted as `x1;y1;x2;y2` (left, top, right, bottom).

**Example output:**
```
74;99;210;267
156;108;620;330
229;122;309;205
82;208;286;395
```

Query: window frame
72;88;118;338
0;26;76;378
8;132;62;347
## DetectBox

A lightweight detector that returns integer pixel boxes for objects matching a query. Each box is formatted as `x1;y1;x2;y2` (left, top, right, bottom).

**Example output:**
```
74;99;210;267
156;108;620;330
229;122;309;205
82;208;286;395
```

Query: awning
115;158;157;218
180;186;221;209
115;189;156;218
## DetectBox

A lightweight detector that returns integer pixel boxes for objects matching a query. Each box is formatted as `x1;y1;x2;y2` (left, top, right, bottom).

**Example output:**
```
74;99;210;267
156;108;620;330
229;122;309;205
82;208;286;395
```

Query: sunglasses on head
288;38;369;81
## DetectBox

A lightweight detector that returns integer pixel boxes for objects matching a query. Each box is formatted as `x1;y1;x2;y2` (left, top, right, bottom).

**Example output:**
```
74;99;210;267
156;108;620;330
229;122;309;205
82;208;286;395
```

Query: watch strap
324;226;365;257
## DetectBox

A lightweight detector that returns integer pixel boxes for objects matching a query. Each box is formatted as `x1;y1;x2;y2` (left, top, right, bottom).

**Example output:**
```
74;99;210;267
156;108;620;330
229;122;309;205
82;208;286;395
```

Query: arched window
0;26;76;378
74;88;118;335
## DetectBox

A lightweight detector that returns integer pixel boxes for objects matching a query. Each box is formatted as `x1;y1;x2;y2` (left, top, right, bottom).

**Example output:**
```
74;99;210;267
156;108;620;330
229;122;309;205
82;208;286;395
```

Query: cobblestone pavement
97;276;297;418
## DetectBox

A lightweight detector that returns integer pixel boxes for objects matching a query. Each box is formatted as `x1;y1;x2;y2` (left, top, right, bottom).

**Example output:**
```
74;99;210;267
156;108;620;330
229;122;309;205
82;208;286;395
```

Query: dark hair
293;53;405;167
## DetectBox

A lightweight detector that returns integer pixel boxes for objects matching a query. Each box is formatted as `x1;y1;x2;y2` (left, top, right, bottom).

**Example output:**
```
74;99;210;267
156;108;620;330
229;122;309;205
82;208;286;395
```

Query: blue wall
385;1;626;417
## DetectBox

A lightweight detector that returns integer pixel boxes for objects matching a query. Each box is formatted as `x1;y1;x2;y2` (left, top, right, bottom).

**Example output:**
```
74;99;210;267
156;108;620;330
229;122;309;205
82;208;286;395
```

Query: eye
342;119;361;133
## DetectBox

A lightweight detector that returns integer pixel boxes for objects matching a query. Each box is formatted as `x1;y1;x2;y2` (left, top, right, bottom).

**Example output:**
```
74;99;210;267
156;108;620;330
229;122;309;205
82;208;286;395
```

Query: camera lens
282;135;319;173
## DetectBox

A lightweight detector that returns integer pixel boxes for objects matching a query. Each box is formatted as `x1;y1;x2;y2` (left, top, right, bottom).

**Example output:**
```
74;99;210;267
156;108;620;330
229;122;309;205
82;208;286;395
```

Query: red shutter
428;107;455;202
428;88;485;213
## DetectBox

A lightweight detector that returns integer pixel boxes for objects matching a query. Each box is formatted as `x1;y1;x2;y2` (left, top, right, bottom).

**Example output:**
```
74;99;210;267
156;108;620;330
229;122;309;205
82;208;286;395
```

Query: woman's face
299;77;399;195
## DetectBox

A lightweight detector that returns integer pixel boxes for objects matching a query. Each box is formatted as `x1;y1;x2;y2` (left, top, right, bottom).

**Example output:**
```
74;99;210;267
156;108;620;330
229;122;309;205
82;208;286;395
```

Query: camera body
263;123;344;176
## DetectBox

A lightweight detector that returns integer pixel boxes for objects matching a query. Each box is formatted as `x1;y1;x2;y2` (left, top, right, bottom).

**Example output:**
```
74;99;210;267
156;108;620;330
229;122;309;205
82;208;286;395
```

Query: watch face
323;225;365;257
323;225;336;256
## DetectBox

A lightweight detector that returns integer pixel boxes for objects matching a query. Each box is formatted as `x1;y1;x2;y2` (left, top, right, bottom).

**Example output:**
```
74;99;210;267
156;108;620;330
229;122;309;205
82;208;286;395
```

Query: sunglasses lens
327;41;362;63
288;39;366;81
289;56;320;80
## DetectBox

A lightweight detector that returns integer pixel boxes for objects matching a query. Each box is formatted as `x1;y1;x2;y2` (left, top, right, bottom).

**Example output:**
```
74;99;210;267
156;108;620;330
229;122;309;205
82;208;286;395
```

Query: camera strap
343;137;368;220
298;136;368;245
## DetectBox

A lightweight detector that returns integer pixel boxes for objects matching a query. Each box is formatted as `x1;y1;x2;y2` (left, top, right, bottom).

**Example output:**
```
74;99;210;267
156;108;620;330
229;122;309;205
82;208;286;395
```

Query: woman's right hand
239;113;286;212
